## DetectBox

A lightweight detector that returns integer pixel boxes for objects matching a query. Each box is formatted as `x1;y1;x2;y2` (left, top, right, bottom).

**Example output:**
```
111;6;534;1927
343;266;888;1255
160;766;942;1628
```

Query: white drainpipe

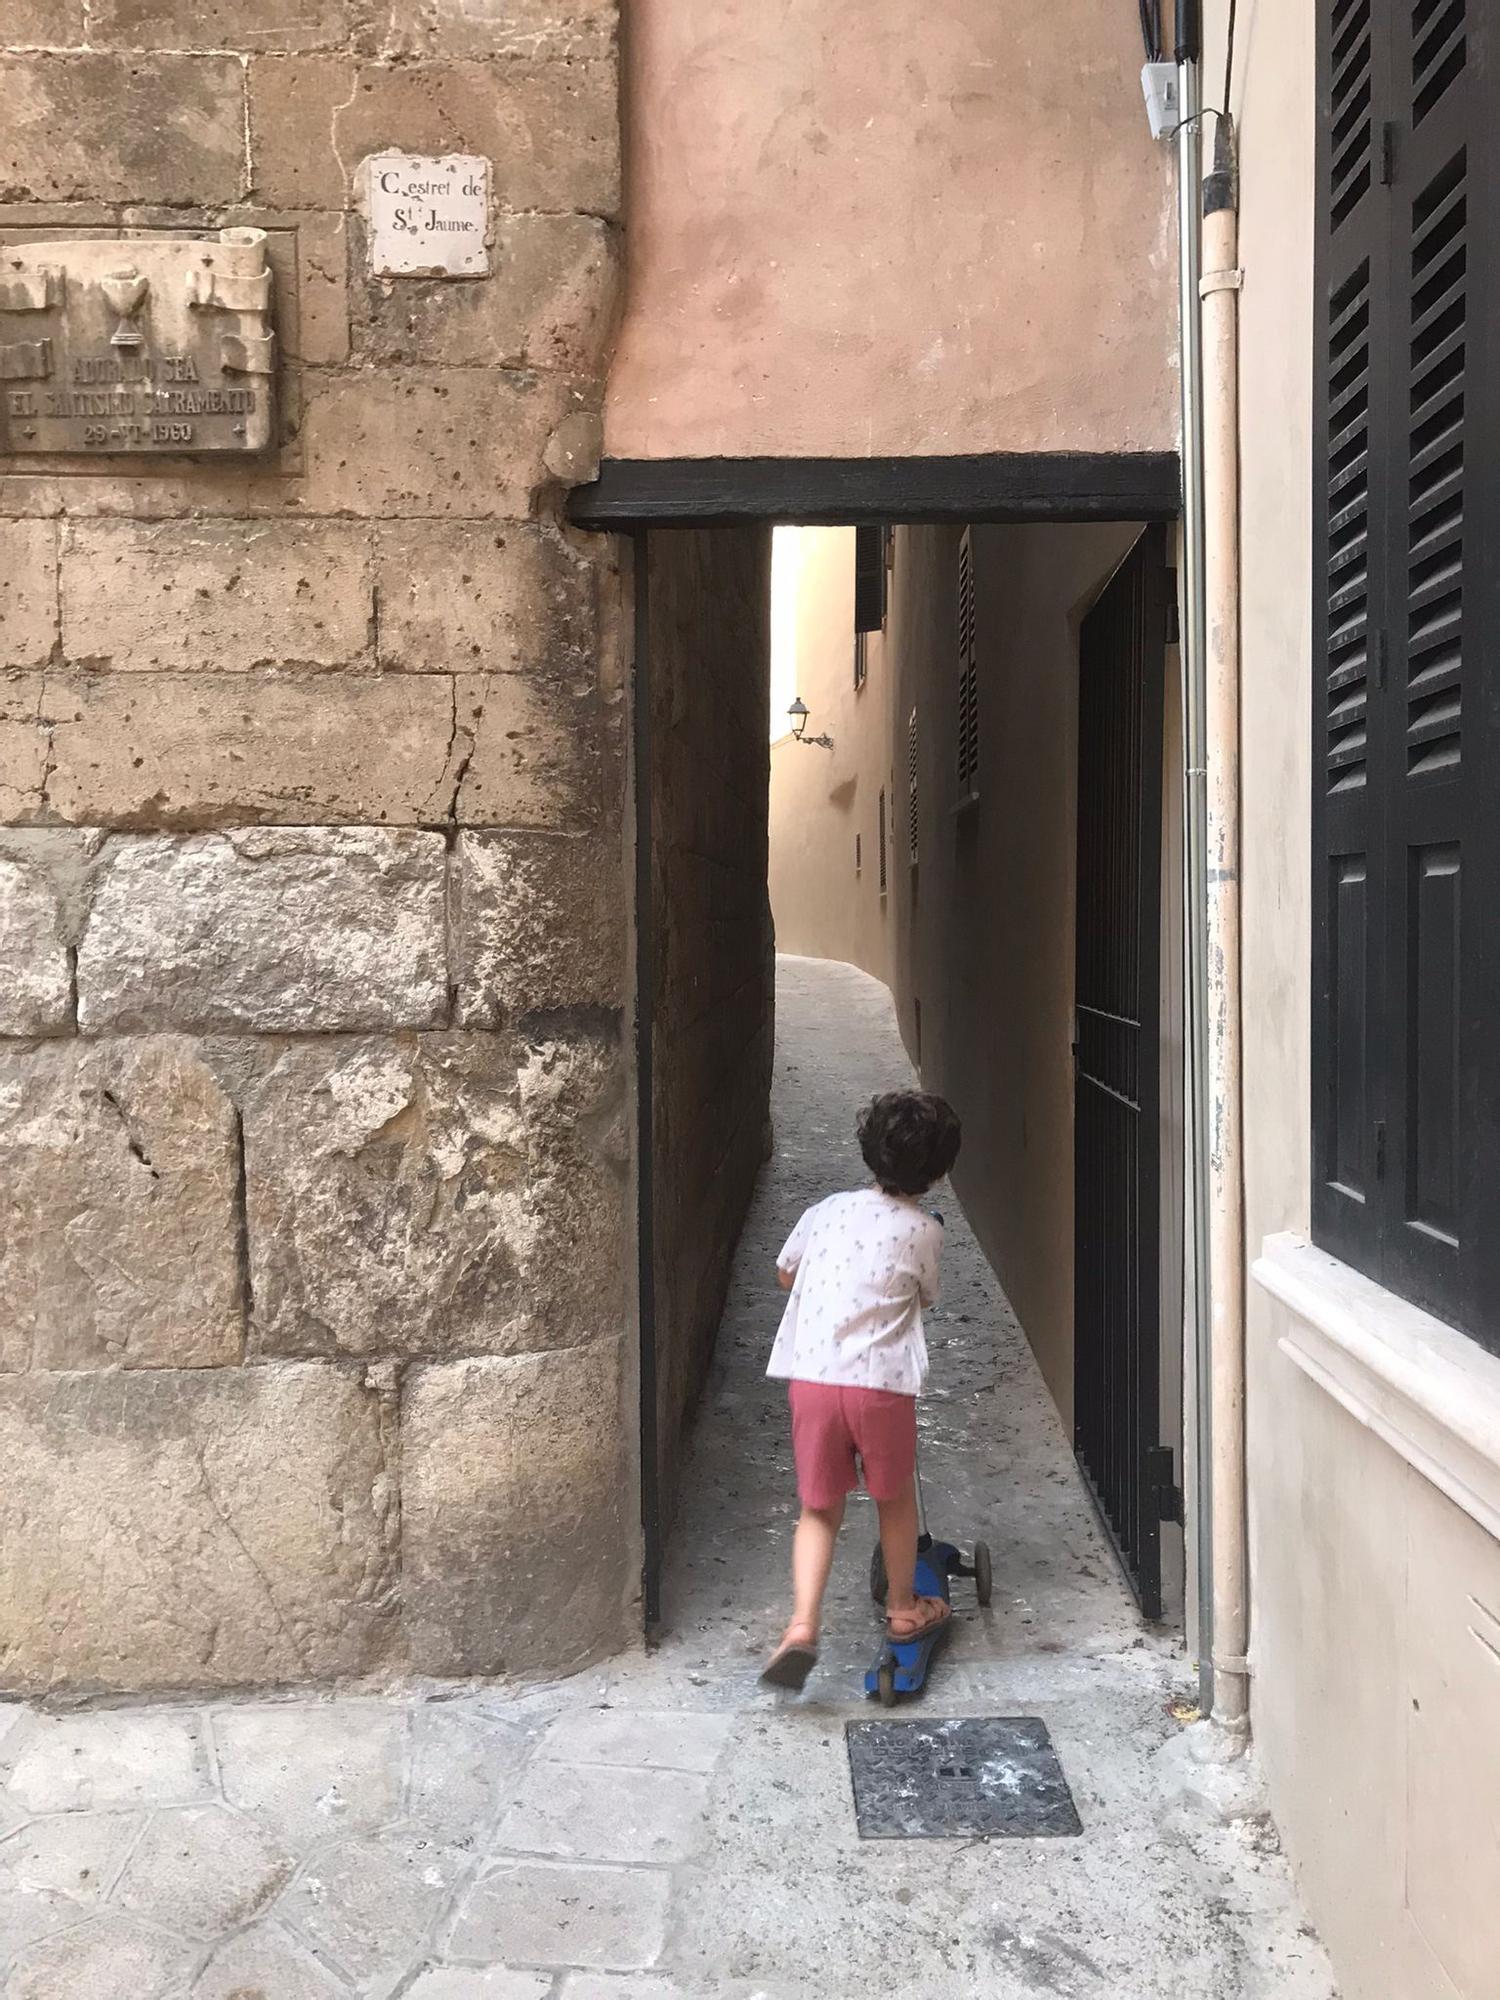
1177;13;1249;1731
1201;118;1249;1729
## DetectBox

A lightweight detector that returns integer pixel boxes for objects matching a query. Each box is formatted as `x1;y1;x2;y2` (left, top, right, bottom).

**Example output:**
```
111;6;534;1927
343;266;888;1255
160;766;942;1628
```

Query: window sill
1253;1232;1500;1545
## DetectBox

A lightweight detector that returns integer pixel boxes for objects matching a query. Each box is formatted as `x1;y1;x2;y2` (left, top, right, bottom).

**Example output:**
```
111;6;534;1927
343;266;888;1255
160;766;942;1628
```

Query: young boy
761;1089;962;1691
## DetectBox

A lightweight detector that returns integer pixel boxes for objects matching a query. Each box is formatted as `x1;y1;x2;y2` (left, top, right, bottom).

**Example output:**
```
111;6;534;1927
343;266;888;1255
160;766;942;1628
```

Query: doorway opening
572;457;1184;1635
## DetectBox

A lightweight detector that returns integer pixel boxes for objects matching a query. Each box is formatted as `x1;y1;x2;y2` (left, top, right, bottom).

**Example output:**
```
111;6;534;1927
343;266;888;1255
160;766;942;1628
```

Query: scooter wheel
877;1661;897;1708
973;1541;993;1607
869;1543;887;1605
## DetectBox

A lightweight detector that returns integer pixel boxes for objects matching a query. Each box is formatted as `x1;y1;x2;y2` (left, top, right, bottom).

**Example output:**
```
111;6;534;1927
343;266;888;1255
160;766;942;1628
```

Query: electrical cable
1223;0;1239;114
1137;0;1162;62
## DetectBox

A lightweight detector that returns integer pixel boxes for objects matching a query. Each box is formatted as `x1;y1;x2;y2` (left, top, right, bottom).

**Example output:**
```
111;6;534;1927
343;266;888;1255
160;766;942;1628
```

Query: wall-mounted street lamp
787;697;834;750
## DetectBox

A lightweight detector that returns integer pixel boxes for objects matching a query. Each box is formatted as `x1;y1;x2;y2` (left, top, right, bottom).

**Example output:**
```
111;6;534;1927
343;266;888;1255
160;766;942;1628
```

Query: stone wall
0;2;634;1694
646;528;774;1531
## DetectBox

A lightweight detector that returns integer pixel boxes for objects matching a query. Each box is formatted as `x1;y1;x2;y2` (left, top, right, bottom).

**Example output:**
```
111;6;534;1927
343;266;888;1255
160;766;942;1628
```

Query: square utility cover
845;1716;1082;1840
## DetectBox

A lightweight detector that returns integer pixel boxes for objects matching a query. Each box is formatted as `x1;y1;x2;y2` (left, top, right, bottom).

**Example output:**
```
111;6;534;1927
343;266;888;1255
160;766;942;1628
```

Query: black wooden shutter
1314;0;1391;1270
854;524;887;632
1313;0;1499;1350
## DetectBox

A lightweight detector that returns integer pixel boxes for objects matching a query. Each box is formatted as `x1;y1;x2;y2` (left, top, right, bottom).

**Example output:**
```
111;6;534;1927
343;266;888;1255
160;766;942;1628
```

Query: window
1313;0;1498;1351
855;524;888;633
907;707;919;865
957;529;979;799
877;787;888;895
854;628;869;691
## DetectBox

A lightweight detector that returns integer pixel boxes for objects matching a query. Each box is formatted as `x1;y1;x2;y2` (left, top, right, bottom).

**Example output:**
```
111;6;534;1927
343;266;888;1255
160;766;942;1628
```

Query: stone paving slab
114;1804;293;1941
4;1710;211;1814
407;1970;554;1999
539;1708;734;1773
9;1909;197;2000
188;1920;347;2000
212;1701;407;1847
497;1762;710;1865
407;1704;533;1849
447;1860;672;1973
279;1825;469;1990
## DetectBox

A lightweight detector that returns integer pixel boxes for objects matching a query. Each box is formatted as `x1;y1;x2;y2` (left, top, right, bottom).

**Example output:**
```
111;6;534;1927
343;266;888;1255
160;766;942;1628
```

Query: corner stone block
0;1036;241;1372
90;0;355;53
352;214;620;375
0;674;49;820
374;522;595;677
0;522;58;670
41;670;462;828
400;1340;629;1676
454;669;604;828
76;829;447;1033
455;831;624;1024
248;56;619;215
300;368;594;520
245;1030;628;1361
7;3;88;45
0;856;71;1034
380;0;617;61
0;1363;396;1695
60;522;373;672
0;56;246;205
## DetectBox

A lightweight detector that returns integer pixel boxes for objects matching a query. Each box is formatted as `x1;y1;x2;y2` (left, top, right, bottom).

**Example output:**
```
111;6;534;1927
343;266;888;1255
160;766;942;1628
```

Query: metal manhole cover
845;1716;1082;1839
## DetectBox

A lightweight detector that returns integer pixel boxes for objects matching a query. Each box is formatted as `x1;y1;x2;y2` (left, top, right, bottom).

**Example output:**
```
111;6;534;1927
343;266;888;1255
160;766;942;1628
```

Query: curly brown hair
856;1090;962;1196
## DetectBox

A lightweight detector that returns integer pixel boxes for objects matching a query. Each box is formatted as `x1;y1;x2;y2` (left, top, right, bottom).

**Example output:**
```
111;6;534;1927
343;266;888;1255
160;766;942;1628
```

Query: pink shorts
788;1380;918;1510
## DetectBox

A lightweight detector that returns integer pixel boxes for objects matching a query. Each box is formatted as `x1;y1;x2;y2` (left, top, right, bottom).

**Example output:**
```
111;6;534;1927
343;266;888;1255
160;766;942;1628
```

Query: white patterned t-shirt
766;1187;942;1397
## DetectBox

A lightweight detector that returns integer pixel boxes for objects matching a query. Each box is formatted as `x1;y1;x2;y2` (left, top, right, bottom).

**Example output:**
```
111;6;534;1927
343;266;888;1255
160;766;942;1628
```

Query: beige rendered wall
769;521;1148;1420
768;529;893;988
0;2;634;1693
648;526;775;1530
1216;2;1500;1993
606;0;1178;459
887;522;1142;1421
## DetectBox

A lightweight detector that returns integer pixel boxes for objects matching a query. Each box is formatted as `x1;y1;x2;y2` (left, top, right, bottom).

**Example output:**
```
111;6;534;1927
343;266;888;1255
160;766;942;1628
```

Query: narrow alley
0;958;1334;2000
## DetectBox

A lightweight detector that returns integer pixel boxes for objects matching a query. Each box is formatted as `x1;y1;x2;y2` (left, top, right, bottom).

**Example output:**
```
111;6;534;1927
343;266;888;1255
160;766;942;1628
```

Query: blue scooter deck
864;1541;957;1702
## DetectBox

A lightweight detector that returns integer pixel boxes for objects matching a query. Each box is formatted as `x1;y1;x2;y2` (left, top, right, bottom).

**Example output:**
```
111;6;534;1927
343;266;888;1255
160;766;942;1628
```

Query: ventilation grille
1330;0;1374;229
878;787;888;894
957;530;979;794
1412;0;1465;126
1406;149;1465;776
1326;259;1372;793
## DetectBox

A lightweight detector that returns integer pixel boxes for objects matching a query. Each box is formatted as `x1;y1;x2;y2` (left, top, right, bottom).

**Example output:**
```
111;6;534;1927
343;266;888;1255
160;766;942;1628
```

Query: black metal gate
1073;525;1170;1618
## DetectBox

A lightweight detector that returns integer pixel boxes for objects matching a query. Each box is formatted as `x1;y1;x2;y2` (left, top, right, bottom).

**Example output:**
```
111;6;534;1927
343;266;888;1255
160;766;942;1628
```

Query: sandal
885;1595;952;1642
760;1626;818;1691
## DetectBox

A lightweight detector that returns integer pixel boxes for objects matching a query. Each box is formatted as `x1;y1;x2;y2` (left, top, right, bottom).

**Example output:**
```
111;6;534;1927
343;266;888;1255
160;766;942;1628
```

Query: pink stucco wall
606;0;1178;460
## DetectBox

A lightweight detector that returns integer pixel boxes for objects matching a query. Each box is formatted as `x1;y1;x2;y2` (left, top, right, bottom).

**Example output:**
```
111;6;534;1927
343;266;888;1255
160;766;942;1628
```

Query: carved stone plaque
0;228;276;457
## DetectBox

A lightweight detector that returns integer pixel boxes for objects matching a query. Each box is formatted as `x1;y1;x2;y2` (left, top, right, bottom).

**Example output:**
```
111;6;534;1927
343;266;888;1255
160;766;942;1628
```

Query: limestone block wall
0;1;634;1695
646;528;774;1530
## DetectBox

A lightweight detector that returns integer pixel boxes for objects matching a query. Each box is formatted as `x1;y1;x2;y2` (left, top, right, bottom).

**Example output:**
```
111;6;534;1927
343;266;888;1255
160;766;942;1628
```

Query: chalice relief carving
101;268;149;348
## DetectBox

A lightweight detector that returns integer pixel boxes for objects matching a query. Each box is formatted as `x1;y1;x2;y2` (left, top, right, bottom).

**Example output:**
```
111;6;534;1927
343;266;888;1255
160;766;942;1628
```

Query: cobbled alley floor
0;956;1337;1999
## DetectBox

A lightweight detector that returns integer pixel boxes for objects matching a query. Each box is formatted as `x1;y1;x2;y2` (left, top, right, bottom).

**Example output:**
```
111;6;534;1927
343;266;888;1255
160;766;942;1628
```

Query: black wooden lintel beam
567;452;1181;528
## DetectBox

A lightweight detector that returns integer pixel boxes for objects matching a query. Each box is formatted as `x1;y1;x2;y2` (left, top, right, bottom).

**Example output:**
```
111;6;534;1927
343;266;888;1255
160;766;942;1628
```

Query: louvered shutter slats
1314;0;1498;1348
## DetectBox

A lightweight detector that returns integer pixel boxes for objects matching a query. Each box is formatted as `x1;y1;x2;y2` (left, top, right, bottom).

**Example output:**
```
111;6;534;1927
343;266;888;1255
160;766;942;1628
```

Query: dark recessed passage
845;1717;1082;1840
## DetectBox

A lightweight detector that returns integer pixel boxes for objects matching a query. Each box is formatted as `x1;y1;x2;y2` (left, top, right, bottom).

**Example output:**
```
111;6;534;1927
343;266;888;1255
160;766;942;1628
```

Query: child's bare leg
875;1479;920;1615
784;1498;845;1642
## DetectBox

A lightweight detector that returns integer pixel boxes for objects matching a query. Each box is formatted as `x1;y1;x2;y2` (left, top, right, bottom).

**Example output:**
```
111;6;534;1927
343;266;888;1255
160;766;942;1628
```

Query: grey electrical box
1141;61;1180;141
